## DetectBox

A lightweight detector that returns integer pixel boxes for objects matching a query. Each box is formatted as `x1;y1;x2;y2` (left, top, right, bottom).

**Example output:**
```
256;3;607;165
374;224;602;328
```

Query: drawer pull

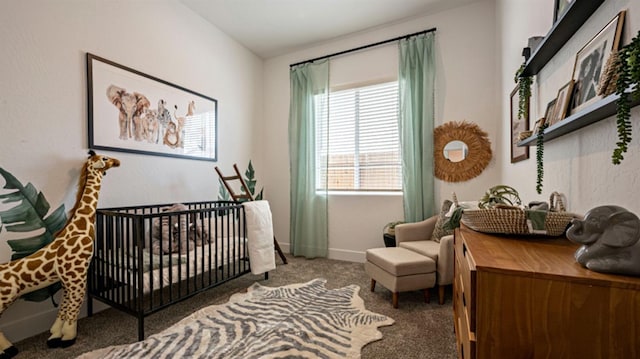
461;343;464;359
462;292;466;307
463;243;467;257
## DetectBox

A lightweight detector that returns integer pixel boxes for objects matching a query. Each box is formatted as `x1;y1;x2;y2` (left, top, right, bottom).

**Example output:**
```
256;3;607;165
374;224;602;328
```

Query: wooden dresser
453;225;640;359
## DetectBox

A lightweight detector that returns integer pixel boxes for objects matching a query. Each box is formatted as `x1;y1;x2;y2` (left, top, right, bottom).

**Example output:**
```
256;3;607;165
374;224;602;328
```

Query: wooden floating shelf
518;92;640;146
519;0;604;77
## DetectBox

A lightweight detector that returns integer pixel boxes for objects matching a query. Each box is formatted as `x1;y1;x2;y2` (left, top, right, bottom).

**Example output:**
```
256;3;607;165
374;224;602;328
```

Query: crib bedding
99;237;247;294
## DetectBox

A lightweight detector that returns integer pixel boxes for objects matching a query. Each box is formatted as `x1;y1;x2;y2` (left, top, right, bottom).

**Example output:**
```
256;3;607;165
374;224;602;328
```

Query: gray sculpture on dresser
566;205;640;276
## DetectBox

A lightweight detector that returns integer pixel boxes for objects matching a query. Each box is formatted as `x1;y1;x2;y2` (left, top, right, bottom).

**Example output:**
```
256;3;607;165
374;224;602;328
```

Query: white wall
498;0;640;214
0;0;262;342
262;0;500;262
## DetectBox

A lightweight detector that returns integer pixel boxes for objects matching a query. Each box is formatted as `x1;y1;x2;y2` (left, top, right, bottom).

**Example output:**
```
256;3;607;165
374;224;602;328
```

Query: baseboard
0;305;58;343
277;242;365;263
0;299;110;343
328;248;365;263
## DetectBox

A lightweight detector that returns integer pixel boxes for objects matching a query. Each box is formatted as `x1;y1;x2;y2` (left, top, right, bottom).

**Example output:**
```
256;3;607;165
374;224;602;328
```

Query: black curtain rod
289;27;436;68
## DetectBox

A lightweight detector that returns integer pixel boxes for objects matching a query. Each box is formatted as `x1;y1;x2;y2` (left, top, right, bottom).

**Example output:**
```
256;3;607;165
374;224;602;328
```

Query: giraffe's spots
26;259;43;271
34;271;47;282
67;237;78;247
42;261;54;272
44;250;56;260
19;273;32;283
12;261;24;273
78;207;92;217
3;272;12;280
1;286;15;296
81;236;92;246
64;263;73;271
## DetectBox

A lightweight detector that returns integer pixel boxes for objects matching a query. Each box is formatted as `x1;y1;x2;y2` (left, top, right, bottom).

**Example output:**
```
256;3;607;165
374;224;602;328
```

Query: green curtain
398;32;436;223
288;60;329;258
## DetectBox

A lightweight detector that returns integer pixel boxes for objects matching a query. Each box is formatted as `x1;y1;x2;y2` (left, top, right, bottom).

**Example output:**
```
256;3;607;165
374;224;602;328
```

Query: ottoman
365;247;436;308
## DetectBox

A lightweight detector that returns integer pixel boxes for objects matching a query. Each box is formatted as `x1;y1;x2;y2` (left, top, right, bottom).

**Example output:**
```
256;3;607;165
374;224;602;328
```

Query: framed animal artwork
87;53;218;162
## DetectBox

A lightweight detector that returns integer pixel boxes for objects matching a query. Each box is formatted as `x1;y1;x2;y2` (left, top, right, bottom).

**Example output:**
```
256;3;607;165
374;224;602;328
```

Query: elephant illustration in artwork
106;85;150;140
566;205;640;276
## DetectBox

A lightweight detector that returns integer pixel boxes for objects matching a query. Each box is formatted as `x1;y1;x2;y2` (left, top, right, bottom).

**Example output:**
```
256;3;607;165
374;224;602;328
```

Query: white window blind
316;81;402;191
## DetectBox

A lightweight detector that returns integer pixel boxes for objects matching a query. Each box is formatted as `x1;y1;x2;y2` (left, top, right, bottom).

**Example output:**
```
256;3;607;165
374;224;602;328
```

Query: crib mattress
99;237;247;294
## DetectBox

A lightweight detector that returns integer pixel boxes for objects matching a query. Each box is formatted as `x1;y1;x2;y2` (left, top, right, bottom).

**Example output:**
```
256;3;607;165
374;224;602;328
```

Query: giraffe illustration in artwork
0;151;119;358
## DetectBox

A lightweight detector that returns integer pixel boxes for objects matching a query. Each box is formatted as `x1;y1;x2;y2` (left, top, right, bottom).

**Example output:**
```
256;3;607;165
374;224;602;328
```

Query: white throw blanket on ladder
242;201;276;275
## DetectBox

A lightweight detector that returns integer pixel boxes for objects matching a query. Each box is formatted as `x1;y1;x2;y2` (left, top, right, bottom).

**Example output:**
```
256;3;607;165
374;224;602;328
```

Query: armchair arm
395;216;438;244
437;234;454;285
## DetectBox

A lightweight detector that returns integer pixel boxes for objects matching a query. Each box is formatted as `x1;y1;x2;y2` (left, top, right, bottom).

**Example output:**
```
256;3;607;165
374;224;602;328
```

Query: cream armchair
394;216;454;304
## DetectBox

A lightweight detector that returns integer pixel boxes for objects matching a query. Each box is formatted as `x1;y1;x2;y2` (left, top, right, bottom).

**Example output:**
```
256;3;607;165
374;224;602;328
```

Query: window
316;81;401;192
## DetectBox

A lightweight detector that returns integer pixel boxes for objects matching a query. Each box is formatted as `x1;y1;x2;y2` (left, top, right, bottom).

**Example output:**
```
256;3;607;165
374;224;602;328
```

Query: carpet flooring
13;254;457;358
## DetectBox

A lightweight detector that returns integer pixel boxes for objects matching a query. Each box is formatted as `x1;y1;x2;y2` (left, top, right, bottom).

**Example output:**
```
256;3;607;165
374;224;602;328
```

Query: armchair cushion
431;199;453;243
398;236;454;286
398;240;439;261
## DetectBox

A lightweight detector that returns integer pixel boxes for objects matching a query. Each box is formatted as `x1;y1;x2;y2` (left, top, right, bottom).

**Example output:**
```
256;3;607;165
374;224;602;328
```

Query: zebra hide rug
77;278;394;358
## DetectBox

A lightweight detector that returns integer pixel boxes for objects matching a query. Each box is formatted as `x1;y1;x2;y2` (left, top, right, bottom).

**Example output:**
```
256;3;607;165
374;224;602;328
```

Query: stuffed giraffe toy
0;151;119;358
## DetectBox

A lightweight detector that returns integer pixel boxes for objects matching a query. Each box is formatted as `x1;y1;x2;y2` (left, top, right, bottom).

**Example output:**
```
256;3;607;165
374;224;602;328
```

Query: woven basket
461;192;576;236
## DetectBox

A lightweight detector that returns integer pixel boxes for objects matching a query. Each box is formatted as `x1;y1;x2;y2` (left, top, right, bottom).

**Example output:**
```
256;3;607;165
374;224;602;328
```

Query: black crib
87;201;265;340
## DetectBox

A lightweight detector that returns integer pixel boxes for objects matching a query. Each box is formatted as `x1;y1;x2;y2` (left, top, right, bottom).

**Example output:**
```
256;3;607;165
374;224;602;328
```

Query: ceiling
181;0;480;58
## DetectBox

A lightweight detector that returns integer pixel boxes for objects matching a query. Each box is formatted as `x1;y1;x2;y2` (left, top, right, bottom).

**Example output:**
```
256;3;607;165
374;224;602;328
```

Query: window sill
317;191;403;196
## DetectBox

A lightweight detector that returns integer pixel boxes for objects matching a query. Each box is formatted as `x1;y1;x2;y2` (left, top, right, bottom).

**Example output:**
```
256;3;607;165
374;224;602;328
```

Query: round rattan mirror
434;121;492;182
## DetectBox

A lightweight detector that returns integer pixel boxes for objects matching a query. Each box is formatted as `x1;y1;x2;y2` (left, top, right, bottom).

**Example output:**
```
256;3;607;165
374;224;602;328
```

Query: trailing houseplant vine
536;122;548;194
612;30;640;165
515;63;533;120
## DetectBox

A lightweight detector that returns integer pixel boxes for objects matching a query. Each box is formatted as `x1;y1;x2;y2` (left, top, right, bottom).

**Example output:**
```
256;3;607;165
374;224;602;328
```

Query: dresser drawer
455;235;476;332
455;292;476;359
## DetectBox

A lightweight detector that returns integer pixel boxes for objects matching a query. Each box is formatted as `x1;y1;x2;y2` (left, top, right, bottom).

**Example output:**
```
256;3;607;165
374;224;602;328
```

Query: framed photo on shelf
510;86;529;163
87;53;218;162
544;99;556;124
554;0;573;22
532;117;546;136
571;10;625;115
549;80;574;126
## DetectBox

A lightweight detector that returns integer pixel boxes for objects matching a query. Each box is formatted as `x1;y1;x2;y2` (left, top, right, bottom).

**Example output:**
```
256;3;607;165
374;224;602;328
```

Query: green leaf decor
536;122;548;194
612;30;640;165
0;167;66;302
515;63;533;120
217;161;264;201
242;160;263;201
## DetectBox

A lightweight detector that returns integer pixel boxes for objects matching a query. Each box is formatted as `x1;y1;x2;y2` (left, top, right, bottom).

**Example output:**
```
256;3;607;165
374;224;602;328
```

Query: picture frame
510;86;529;163
570;11;625;115
544;99;557;125
87;53;218;162
553;0;573;22
532;117;546;136
548;80;574;126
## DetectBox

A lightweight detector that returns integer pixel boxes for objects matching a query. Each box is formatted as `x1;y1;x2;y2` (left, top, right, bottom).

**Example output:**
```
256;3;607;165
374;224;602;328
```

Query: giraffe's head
87;150;120;174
